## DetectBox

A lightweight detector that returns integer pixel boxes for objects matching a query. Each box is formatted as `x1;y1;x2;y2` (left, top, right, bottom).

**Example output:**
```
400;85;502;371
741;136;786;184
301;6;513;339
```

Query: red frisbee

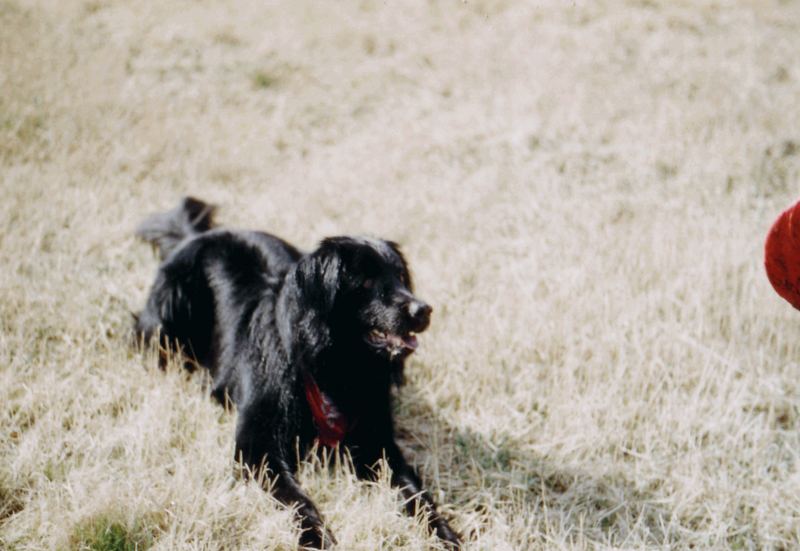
765;199;800;310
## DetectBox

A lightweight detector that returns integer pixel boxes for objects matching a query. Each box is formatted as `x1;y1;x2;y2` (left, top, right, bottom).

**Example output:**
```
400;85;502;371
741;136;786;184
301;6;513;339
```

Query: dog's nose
407;300;432;330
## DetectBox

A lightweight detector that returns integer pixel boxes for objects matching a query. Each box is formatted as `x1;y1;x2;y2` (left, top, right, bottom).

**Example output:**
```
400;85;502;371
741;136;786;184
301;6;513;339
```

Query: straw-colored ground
2;0;800;549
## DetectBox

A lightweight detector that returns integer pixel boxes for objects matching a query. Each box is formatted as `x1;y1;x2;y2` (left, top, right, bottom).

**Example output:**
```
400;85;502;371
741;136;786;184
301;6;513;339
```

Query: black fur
134;197;461;549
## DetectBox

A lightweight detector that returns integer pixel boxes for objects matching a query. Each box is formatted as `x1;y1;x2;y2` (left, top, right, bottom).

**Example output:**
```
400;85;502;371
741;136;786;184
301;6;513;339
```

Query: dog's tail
136;196;216;259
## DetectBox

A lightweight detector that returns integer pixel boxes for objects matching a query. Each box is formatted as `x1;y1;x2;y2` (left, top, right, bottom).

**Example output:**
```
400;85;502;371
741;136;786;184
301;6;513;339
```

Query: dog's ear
295;243;343;314
280;243;344;366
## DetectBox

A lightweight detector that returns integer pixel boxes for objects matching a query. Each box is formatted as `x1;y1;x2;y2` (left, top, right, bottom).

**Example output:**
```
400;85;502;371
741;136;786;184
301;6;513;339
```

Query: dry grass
2;0;800;549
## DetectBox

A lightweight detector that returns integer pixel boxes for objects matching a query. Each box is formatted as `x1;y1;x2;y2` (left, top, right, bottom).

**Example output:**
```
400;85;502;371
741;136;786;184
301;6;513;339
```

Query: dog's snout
409;301;432;319
407;300;432;330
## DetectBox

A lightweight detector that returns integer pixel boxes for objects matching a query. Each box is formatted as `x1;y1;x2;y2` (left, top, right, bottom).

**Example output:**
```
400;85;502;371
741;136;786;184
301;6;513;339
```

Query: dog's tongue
765;199;800;310
387;333;418;351
402;333;418;350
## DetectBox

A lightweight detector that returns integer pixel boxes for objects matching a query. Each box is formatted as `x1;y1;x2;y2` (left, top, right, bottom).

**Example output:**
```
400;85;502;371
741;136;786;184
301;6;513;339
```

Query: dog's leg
235;408;336;549
357;442;461;549
272;468;336;549
132;307;171;369
135;238;216;371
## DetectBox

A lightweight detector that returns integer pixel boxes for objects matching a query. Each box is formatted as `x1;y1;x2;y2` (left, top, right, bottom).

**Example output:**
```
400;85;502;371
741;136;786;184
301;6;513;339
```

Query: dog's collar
303;372;351;447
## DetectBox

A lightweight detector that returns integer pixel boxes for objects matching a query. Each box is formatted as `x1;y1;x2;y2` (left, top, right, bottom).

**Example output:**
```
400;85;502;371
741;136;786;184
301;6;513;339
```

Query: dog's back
134;198;302;386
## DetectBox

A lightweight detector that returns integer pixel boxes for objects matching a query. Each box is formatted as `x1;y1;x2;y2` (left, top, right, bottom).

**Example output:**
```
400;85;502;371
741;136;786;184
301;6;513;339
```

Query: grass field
2;0;800;549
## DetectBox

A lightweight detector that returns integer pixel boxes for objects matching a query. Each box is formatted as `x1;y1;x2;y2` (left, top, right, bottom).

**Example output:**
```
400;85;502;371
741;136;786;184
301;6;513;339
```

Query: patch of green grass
69;514;159;551
251;70;277;90
454;432;514;471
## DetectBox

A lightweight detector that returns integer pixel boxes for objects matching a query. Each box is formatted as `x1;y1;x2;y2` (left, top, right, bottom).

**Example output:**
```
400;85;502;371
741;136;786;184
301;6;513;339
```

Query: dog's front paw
299;523;337;550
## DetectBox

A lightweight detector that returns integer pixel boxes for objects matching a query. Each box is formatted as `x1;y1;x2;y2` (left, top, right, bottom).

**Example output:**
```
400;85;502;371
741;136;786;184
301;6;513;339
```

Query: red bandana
303;373;351;447
765;199;800;310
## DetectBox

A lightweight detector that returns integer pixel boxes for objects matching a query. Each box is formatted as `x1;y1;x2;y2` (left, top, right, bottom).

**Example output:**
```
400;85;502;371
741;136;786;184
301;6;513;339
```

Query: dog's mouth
365;329;418;358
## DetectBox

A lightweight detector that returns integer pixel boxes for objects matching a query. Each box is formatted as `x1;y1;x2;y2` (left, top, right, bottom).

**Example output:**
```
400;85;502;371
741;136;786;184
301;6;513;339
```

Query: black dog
134;197;461;549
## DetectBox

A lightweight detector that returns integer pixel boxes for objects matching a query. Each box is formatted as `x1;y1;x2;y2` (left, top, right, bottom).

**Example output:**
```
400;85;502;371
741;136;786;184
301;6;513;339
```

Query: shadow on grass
129;348;674;547
396;385;674;548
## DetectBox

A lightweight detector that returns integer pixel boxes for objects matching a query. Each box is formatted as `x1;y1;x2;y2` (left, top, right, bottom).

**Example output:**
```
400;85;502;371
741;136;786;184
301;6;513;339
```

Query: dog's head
295;236;432;362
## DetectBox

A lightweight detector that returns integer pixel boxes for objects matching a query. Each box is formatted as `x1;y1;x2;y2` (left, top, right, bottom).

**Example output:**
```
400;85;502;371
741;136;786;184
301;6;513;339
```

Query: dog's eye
362;278;375;290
